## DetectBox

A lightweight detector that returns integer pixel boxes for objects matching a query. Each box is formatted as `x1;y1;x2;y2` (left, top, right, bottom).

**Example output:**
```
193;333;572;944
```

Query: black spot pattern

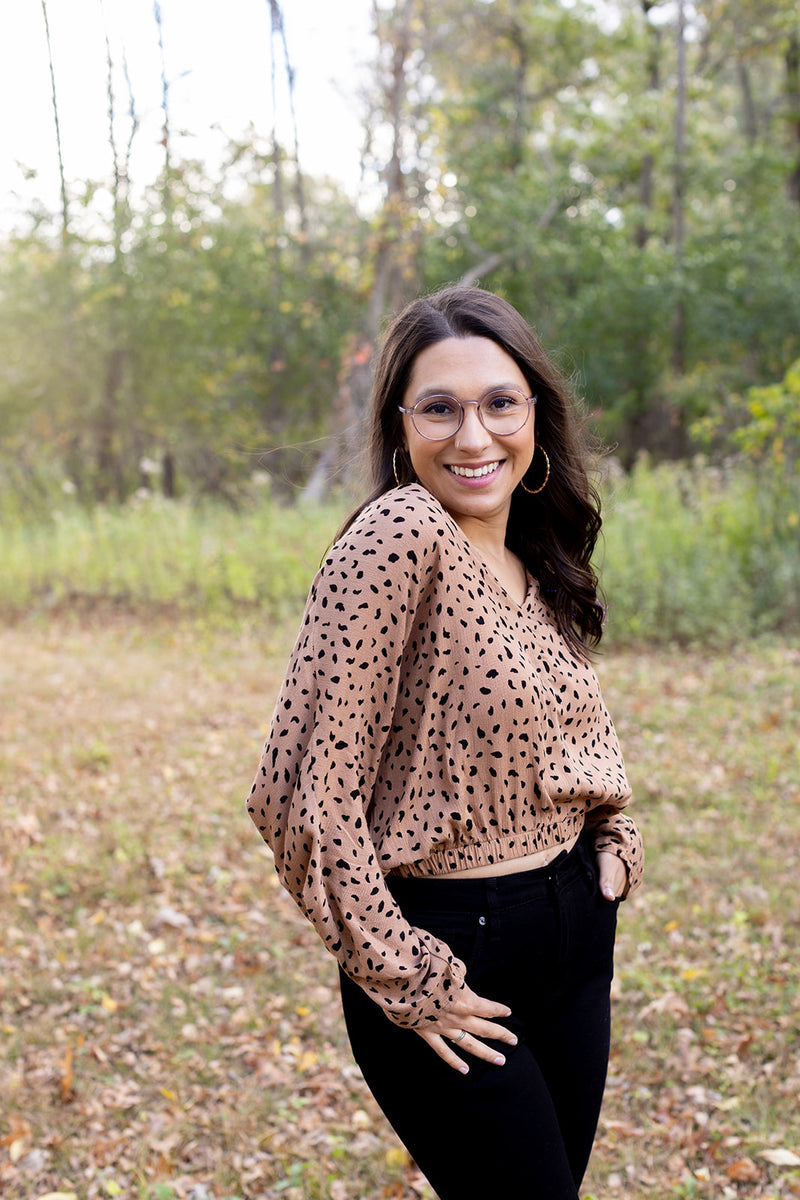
247;484;643;1028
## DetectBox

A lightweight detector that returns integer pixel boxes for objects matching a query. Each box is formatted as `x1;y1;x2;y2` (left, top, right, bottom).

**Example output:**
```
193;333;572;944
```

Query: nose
455;402;491;452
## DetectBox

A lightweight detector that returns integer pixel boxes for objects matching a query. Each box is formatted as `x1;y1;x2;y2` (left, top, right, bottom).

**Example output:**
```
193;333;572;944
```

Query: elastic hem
386;812;586;879
385;832;595;912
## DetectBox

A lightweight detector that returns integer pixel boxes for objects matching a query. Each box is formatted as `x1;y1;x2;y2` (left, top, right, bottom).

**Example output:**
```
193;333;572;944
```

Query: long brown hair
338;286;605;654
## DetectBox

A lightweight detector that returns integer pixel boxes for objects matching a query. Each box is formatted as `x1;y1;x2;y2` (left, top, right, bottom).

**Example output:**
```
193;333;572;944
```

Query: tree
303;0;439;499
416;0;800;458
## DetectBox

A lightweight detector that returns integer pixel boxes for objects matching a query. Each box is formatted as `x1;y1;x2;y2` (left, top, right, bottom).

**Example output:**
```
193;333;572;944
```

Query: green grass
1;621;798;1199
0;494;341;621
1;457;798;646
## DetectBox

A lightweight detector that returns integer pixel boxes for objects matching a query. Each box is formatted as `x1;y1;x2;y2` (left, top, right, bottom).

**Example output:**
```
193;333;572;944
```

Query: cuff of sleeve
593;838;642;900
377;935;469;1030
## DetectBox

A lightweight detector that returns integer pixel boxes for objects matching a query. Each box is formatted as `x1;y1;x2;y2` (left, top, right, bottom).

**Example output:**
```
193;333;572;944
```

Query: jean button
478;916;487;926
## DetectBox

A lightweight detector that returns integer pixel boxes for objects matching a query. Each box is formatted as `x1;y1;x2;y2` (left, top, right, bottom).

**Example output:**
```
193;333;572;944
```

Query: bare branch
457;253;506;287
40;0;69;246
153;0;173;217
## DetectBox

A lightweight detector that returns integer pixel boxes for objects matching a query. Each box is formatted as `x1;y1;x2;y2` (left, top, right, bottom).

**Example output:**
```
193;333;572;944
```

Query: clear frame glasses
398;388;536;441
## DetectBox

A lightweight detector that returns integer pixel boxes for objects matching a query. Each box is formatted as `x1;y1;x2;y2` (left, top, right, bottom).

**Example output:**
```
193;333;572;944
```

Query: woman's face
400;336;536;533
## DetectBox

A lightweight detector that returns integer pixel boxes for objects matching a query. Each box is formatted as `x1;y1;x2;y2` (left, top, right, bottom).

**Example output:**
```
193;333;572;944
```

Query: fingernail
493;1055;505;1066
459;1065;469;1075
509;1036;518;1045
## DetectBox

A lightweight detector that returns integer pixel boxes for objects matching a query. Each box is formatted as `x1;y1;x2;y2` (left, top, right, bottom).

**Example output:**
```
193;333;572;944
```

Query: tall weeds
2;460;798;645
599;457;800;646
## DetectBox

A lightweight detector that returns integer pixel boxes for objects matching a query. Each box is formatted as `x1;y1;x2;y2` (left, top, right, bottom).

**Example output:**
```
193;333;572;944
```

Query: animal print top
247;484;643;1028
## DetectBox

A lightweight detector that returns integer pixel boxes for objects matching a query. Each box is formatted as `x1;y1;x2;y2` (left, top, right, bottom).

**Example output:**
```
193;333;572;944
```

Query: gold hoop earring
392;447;403;487
519;446;550;495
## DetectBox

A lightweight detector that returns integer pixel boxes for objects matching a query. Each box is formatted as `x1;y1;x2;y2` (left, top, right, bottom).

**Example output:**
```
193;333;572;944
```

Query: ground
1;618;798;1200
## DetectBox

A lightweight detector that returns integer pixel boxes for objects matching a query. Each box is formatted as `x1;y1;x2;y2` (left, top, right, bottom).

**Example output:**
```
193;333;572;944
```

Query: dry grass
1;617;798;1200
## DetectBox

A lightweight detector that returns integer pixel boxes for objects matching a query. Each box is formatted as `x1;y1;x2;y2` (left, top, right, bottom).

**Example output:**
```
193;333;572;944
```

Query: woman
247;286;643;1199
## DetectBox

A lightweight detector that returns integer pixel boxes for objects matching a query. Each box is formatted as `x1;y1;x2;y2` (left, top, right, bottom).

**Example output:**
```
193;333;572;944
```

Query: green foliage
419;0;800;454
0;494;344;621
1;460;797;649
598;457;800;646
0;146;366;510
691;357;800;480
733;359;800;464
1;0;800;508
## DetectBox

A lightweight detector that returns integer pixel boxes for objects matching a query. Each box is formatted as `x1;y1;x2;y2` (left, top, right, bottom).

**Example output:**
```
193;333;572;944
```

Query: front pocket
406;908;487;974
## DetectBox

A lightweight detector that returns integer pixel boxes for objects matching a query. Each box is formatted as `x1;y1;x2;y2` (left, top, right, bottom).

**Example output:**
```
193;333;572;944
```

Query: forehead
406;336;527;398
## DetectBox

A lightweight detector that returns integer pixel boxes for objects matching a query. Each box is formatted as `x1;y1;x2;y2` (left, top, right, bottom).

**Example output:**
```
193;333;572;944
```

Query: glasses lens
412;396;462;440
480;390;530;434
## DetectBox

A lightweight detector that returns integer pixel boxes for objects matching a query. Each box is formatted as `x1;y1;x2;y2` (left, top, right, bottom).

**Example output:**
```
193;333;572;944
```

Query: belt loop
547;850;568;894
485;876;502;943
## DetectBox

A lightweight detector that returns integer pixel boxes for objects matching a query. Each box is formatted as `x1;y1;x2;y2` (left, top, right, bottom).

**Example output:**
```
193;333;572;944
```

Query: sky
0;0;375;232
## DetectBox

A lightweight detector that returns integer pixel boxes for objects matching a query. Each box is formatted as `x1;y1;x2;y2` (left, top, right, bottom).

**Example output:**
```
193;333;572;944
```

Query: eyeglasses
398;389;536;441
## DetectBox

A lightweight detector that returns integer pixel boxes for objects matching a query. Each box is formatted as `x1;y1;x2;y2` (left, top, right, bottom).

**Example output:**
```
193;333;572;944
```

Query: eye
485;390;525;412
417;396;459;417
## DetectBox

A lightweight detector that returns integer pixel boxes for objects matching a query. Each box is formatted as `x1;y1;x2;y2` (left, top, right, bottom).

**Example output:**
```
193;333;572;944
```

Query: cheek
518;430;537;466
405;424;435;467
407;442;432;479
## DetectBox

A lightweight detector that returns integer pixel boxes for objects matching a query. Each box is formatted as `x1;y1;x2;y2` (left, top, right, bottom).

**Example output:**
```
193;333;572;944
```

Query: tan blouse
247;484;643;1028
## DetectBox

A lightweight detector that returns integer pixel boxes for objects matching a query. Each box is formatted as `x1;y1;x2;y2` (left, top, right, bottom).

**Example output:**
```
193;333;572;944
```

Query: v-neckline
416;486;533;610
474;550;530;608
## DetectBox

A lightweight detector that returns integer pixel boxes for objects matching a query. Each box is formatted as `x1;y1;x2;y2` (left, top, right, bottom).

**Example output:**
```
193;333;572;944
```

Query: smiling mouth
447;461;502;479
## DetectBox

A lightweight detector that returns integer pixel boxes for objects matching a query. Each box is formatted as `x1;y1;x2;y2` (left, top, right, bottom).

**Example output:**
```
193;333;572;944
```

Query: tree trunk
268;0;285;220
671;0;687;377
40;0;69;248
269;0;309;253
787;32;800;206
301;0;422;501
737;58;758;144
154;0;173;222
99;15;138;502
635;1;661;249
162;451;176;498
96;347;125;501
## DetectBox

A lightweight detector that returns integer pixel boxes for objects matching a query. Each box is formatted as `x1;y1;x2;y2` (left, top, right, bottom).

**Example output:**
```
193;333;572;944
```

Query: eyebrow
412;382;528;401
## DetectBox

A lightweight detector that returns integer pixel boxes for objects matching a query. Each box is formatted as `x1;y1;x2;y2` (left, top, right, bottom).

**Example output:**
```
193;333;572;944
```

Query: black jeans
339;835;619;1200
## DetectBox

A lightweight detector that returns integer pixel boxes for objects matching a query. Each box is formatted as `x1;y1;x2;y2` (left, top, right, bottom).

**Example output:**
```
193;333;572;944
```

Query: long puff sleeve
246;499;468;1028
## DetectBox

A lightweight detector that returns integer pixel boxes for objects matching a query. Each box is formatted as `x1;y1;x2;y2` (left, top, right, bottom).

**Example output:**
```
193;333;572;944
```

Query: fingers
416;1027;472;1073
446;993;517;1046
596;850;627;900
451;991;512;1023
451;1013;517;1048
417;1025;512;1074
414;988;518;1073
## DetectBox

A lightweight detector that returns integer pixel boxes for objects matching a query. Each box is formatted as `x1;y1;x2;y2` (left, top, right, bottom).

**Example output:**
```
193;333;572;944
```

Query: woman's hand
414;985;517;1074
597;850;627;901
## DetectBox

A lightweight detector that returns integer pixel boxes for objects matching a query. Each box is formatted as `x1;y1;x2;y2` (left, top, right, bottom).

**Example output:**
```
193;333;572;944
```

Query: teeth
449;461;501;478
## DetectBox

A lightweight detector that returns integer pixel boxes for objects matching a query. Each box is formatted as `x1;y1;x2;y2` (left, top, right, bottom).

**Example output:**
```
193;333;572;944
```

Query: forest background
1;2;800;1200
0;0;799;638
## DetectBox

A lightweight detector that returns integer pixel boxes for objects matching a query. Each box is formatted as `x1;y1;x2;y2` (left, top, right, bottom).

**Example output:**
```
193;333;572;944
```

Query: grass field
1;617;799;1200
1;458;799;647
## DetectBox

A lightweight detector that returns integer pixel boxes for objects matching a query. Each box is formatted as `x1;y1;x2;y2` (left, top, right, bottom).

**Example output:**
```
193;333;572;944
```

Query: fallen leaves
727;1157;762;1183
58;1044;75;1104
2;624;799;1200
0;1119;32;1164
760;1149;800;1168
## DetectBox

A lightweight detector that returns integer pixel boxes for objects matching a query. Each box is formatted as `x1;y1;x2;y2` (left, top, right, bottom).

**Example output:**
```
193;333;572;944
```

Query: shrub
598;456;800;646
